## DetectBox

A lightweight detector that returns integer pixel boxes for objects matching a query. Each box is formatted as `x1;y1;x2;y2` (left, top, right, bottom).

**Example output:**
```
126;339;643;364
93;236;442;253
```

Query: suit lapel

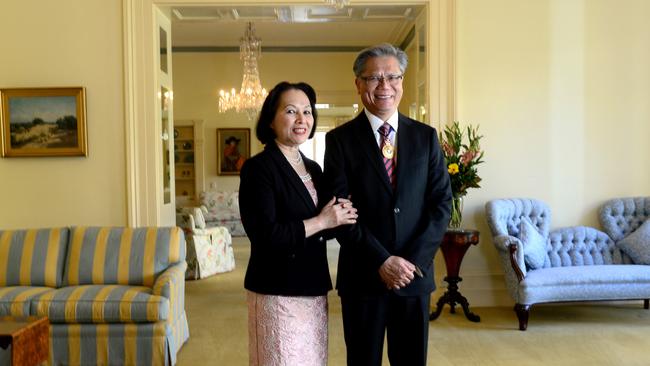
267;143;317;212
353;113;393;194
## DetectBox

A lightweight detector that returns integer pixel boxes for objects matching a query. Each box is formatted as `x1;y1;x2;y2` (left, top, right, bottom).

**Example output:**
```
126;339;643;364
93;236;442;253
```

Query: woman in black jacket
239;81;357;366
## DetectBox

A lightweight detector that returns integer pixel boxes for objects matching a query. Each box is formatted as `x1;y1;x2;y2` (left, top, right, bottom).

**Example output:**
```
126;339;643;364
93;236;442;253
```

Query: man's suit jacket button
290;254;296;259
394;207;400;214
318;236;324;242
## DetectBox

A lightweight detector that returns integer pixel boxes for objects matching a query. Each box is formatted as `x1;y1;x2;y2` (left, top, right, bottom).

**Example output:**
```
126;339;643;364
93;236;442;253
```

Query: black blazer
323;112;452;296
239;142;333;296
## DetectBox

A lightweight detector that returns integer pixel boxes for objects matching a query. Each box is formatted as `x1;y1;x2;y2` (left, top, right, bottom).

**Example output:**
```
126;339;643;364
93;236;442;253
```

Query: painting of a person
223;136;244;172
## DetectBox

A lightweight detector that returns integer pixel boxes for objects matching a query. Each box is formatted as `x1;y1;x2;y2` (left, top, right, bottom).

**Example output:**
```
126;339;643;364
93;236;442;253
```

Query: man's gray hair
352;43;408;77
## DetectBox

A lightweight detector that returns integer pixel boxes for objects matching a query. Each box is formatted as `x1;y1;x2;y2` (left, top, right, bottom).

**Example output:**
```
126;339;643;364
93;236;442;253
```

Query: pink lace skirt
247;291;328;366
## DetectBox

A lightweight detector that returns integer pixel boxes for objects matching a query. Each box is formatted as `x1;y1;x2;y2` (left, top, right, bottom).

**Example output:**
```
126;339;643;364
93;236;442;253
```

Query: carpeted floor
176;237;650;365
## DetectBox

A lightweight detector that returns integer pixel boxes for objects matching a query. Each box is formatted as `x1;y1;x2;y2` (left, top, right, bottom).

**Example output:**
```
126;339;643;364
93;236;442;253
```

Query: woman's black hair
255;81;318;145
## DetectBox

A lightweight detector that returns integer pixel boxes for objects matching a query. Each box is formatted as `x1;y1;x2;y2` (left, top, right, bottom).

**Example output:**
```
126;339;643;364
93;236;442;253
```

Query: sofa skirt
50;311;189;366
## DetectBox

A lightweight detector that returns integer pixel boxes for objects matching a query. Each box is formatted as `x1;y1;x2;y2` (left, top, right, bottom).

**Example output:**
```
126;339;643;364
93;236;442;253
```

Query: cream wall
0;0;126;228
172;52;358;193
455;0;650;305
583;0;650;209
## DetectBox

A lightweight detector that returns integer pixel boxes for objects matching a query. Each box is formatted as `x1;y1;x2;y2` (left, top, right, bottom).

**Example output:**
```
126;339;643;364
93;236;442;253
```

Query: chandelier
324;0;350;10
218;22;267;120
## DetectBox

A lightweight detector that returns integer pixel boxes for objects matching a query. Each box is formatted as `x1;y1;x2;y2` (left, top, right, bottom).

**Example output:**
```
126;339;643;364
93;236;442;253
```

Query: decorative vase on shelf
449;195;464;230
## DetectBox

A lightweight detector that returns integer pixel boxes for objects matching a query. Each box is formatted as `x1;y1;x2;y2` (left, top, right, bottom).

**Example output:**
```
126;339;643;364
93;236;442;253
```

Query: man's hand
379;256;416;290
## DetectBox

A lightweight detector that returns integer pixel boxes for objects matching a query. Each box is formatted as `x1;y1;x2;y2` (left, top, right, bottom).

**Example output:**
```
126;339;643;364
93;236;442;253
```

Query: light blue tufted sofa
485;198;650;330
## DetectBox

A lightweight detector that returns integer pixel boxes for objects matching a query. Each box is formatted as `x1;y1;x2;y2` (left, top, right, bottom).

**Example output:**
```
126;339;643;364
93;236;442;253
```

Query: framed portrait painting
217;128;250;176
0;87;87;157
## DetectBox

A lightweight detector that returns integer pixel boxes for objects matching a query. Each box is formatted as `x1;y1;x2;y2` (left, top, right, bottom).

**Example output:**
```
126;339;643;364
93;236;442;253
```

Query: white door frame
122;0;455;226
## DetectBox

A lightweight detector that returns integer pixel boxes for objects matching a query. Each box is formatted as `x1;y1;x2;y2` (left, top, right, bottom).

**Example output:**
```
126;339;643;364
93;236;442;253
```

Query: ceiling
170;4;425;48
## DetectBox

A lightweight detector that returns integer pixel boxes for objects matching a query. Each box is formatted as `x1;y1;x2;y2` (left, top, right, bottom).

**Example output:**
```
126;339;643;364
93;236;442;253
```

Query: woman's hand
304;197;357;237
318;197;358;229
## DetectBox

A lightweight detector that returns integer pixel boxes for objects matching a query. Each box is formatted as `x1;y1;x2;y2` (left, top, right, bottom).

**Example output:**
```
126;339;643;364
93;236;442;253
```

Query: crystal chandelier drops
218;22;267;120
324;0;350;10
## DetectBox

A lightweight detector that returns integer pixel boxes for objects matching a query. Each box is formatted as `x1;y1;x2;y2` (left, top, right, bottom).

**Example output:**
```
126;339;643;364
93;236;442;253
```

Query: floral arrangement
439;121;484;228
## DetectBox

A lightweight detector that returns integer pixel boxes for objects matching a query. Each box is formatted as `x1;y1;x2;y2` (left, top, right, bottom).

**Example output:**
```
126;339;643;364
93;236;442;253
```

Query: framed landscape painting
0;87;87;157
217;128;250;175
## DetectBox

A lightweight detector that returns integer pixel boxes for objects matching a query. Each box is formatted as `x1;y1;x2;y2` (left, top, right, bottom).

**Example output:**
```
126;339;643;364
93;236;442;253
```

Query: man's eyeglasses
359;74;404;87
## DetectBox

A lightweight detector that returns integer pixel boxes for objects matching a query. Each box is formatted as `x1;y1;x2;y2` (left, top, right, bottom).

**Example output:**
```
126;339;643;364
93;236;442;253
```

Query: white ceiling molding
172;5;419;23
171;4;424;48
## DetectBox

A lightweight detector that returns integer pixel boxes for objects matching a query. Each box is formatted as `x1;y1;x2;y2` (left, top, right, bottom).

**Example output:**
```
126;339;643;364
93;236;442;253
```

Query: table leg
429;276;480;322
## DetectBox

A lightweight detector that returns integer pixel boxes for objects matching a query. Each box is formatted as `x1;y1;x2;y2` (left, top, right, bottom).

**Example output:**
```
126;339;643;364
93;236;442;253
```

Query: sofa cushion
31;285;169;323
616;219;650;264
0;286;55;316
64;227;185;287
519;217;547;269
0;228;69;288
520;264;650;304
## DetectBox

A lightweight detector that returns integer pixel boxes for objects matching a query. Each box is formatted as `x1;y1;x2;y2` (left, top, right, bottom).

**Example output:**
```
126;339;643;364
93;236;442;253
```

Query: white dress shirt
364;109;399;149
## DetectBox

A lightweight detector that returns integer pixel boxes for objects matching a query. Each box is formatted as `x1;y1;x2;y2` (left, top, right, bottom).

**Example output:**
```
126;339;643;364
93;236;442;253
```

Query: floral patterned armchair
176;206;236;280
198;190;246;236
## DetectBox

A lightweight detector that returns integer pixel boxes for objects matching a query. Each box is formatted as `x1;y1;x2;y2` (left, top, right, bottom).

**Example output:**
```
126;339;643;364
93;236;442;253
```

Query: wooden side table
429;229;481;322
0;316;50;366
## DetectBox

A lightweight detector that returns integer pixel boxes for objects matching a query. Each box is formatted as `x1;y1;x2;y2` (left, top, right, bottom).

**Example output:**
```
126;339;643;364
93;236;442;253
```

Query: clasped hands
320;198;417;290
379;256;418;290
318;197;358;230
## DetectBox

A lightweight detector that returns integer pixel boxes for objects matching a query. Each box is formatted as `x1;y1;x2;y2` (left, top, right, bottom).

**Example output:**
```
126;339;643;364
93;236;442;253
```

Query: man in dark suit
323;43;452;366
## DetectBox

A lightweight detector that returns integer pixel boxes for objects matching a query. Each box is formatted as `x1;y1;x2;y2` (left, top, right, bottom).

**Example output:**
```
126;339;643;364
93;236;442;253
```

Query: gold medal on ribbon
382;143;395;159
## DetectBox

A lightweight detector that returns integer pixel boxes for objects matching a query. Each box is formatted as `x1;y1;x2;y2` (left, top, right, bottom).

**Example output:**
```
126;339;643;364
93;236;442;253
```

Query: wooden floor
177;238;650;365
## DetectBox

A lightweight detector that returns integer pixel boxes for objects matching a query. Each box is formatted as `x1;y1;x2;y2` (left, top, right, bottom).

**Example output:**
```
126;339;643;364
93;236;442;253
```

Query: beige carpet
177;237;650;365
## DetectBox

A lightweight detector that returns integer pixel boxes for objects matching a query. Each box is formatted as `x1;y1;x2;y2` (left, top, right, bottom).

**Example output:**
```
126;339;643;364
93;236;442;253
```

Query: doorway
122;0;454;226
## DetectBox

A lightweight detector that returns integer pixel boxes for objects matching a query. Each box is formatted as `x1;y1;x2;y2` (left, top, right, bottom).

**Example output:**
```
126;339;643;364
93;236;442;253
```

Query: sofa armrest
493;235;527;281
153;261;187;322
192;226;232;244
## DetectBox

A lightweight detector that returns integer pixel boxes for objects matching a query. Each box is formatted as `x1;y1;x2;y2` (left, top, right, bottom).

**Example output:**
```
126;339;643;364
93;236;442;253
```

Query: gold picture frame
217;128;250;176
1;87;87;157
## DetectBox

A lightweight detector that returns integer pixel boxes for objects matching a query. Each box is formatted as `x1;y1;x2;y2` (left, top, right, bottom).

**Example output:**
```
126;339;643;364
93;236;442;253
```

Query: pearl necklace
298;172;312;182
284;152;302;165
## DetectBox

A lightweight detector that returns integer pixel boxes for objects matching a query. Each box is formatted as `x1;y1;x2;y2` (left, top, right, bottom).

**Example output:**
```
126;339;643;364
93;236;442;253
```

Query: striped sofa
0;226;189;365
